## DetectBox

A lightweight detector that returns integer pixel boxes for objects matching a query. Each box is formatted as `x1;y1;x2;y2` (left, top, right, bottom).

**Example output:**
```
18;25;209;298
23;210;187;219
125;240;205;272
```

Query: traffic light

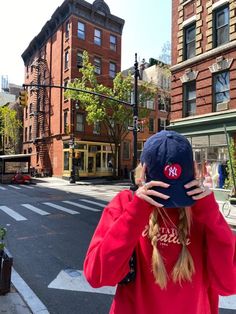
19;90;28;106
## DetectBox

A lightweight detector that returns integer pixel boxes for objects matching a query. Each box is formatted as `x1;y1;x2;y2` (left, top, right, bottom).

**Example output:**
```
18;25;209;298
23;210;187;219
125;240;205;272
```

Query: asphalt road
0;179;236;313
0;181;122;314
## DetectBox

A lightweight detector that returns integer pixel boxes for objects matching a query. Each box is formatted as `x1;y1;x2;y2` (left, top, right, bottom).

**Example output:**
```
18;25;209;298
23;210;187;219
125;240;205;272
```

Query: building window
110;35;117;51
64;50;69;70
25;106;28;119
65;21;70;38
158;118;166;131
213;71;230;111
109;62;116;78
94;57;101;74
64;151;69;171
183;81;196;117
76;113;84;132
24;127;27;142
29;103;33;114
149;117;155;133
94;29;101;46
123;141;130;159
146;100;155;110
184;23;196;60
64;110;68;134
213;5;229;47
93;121;101;134
77;51;83;68
78;22;85;40
29;125;32;141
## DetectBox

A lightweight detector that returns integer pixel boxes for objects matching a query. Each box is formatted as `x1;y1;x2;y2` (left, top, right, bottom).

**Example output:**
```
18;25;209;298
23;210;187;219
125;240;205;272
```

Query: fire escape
30;57;52;176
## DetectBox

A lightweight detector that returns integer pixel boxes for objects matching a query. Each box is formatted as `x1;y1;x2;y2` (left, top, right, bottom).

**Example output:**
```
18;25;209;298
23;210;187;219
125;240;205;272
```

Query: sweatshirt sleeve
83;190;153;288
191;192;236;296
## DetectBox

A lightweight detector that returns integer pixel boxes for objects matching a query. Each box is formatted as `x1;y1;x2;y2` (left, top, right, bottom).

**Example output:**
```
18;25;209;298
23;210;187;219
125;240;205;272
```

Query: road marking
43;202;79;215
63;201;101;212
12;268;49;314
19;184;34;189
21;204;50;216
81;199;106;208
0;186;6;190
47;268;236;308
7;185;21;190
220;295;236;309
0;206;27;221
48;269;116;295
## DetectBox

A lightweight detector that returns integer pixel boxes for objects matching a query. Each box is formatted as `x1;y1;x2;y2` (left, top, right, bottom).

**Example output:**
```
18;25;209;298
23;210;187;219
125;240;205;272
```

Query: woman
84;130;236;314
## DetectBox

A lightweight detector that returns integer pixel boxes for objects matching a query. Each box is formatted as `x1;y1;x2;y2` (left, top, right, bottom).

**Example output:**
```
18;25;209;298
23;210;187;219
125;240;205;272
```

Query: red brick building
170;0;236;187
21;0;126;179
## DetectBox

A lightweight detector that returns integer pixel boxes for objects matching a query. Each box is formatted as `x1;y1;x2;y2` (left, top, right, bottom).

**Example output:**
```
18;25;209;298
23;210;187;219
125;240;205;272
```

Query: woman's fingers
136;180;170;207
184;179;212;199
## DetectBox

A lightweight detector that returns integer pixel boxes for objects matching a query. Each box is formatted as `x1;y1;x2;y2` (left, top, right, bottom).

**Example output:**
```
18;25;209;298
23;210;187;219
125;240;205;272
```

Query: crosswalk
0;198;106;222
0;183;120;199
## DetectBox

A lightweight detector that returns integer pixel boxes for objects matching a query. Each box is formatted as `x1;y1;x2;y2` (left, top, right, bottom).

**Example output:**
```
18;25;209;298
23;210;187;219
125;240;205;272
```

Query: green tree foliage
224;137;236;191
65;51;156;176
0;106;22;154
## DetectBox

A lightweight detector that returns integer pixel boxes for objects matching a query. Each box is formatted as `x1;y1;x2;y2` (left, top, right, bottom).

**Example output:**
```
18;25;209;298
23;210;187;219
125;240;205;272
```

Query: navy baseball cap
140;130;195;208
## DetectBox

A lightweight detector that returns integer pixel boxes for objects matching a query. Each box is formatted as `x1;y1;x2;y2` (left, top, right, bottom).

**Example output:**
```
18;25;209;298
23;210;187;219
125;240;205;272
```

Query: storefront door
88;154;96;176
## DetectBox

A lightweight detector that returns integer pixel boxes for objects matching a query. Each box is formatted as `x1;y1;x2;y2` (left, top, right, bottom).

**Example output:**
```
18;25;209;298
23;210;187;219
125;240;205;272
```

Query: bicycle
222;188;236;218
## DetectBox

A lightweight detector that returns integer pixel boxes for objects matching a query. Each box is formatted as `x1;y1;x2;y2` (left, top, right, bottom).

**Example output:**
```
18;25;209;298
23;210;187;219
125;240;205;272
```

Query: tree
0;106;22;155
224;137;236;191
65;51;156;177
159;41;171;65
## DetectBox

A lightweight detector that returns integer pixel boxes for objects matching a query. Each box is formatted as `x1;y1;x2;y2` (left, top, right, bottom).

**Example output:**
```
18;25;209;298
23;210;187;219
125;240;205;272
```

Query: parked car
11;172;31;184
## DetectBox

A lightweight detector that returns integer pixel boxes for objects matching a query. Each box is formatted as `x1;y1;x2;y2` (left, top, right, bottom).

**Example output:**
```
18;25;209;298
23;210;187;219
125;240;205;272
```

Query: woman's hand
135;164;170;207
184;179;212;200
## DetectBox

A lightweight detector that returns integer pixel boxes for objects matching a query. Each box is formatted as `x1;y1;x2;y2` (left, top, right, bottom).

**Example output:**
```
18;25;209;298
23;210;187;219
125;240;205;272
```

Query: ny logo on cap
164;163;182;179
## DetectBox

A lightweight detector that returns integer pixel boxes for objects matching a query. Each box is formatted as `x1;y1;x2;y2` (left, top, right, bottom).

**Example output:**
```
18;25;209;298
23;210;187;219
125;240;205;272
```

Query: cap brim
150;182;196;208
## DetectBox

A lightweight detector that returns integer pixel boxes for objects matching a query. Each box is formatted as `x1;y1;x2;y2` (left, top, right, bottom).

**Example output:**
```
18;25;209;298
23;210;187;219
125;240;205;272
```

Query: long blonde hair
148;207;195;289
135;164;195;289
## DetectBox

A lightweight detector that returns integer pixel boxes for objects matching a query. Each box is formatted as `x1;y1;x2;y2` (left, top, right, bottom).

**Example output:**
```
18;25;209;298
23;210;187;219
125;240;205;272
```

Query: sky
0;0;171;87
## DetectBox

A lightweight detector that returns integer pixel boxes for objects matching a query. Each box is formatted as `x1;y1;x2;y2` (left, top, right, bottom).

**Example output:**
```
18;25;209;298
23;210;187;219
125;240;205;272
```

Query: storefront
62;140;115;178
168;110;236;189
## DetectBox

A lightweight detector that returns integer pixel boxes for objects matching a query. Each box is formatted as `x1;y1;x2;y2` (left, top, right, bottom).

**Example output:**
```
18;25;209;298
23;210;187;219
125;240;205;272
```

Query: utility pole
132;53;140;169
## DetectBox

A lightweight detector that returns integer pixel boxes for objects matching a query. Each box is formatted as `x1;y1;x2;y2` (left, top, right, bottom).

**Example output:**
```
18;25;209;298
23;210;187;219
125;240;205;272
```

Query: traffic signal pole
133;53;140;170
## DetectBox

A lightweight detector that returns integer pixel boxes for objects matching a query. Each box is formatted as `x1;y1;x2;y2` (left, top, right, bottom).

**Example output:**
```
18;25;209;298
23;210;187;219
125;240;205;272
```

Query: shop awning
167;110;236;136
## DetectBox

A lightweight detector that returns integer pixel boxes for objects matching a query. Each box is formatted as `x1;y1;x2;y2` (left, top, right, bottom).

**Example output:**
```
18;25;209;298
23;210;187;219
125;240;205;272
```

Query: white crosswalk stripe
7;185;21;190
43;202;79;215
0;186;6;190
80;199;105;208
19;184;34;189
63;201;101;212
0;206;27;221
21;204;50;215
0;198;106;221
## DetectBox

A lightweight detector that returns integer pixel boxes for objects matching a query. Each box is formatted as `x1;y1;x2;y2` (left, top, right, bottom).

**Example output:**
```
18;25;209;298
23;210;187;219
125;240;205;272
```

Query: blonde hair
134;164;195;289
148;207;195;289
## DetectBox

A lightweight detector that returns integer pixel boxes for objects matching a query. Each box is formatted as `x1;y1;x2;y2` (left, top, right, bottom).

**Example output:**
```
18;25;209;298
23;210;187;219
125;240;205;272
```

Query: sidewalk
1;182;236;314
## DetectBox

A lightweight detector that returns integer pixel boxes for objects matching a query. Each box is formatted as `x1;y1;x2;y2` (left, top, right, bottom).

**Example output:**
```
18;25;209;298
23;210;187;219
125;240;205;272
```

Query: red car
11;173;31;184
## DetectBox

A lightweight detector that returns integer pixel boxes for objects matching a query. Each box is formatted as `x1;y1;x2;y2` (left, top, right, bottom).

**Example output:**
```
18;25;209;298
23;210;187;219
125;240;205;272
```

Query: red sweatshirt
83;190;236;314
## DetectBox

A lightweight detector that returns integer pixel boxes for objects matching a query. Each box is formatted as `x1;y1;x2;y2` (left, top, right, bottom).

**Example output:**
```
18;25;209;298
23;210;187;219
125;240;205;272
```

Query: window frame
213;5;229;48
110;34;117;51
78;21;85;40
75;113;85;132
94;28;102;46
183;80;196;117
213;70;230;112
184;23;196;60
94;57;102;75
109;62;116;78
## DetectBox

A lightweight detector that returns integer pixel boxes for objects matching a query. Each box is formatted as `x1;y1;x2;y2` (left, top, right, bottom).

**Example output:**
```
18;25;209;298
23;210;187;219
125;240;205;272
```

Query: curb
11;268;49;314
